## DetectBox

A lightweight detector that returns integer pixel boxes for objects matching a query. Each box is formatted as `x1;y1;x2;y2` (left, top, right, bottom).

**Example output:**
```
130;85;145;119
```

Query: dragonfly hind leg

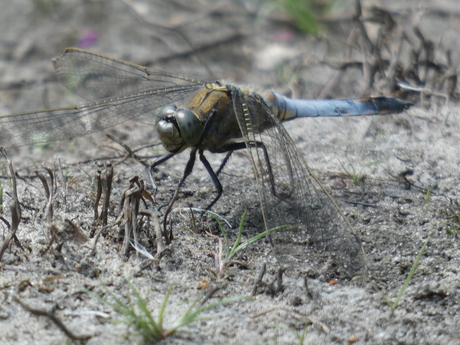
199;140;272;211
216;151;233;177
216;141;277;197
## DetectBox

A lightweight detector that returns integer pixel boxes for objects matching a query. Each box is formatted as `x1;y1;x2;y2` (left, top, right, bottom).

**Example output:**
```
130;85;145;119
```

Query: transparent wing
0;48;204;148
232;89;366;277
53;48;206;101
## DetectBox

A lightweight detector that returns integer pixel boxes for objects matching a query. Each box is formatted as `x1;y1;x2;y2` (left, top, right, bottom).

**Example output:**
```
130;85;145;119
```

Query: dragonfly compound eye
156;105;184;152
175;109;203;147
156;105;177;121
155;106;203;152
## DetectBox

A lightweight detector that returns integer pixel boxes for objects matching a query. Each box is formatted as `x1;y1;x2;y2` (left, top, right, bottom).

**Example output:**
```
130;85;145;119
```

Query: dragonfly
0;48;411;276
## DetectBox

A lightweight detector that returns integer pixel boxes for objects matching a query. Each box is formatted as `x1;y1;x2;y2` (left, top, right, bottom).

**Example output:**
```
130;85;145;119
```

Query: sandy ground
1;0;460;344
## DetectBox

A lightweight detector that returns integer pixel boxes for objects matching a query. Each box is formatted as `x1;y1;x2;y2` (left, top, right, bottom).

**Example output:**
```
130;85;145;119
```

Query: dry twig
15;297;91;341
0;148;22;261
93;161;113;226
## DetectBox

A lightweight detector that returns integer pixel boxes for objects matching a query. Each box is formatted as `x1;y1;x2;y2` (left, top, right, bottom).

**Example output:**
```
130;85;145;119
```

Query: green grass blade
158;285;173;329
391;236;430;314
232;224;292;254
85;273;246;342
124;273;160;335
169;296;249;334
207;210;230;251
229;209;247;256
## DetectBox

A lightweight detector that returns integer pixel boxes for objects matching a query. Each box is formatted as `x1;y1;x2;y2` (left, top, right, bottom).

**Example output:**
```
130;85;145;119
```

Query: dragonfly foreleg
147;151;177;196
163;148;198;243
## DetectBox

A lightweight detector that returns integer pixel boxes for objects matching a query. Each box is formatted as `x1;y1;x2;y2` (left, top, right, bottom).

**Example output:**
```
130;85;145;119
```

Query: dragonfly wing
0;82;201;148
53;48;205;101
0;48;206;148
231;89;366;277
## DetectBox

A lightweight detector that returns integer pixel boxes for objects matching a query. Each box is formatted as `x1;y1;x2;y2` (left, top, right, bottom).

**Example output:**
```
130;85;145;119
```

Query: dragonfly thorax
156;105;203;152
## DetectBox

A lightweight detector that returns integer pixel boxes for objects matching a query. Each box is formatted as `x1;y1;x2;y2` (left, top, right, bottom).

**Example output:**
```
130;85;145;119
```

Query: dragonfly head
156;105;203;152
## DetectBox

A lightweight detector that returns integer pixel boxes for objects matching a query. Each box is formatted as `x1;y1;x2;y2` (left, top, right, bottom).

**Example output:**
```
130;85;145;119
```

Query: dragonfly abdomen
265;91;412;121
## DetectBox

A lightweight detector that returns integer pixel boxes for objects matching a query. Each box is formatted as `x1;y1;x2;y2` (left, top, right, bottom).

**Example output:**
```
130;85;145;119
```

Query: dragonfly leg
198;149;223;210
147;151;177;196
212;142;249;175
162;148;198;243
217;141;277;196
214;140;274;177
216;151;233;177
